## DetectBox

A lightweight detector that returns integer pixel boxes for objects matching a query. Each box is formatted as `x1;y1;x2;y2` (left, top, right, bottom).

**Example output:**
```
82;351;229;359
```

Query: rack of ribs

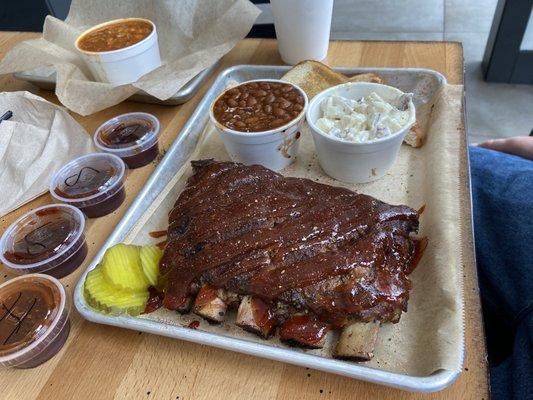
159;159;425;359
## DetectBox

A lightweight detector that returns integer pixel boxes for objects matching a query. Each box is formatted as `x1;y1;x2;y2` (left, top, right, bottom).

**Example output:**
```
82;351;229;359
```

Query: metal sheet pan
13;61;219;106
74;65;461;392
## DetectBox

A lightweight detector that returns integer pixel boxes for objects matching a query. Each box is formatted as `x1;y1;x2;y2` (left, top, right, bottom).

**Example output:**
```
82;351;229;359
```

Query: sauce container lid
49;153;126;208
0;274;69;367
93;112;160;157
0;204;86;274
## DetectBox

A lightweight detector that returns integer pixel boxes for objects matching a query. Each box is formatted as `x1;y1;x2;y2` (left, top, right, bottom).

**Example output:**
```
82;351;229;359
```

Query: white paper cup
75;18;161;85
270;0;334;65
306;82;416;183
209;79;308;171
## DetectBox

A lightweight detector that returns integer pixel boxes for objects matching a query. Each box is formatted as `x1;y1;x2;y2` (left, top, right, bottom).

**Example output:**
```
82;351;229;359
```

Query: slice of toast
282;60;347;100
281;60;424;148
347;72;384;84
403;121;423;148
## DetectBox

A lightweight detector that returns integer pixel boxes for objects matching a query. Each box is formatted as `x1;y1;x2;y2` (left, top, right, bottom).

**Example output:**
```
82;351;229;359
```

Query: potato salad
315;92;412;142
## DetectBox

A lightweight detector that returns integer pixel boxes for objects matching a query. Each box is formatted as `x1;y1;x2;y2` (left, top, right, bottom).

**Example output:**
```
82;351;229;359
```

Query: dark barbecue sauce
143;287;164;314
121;144;159;169
407;237;428;274
3;209;75;265
0;281;59;355
279;314;330;348
0;276;71;368
250;297;275;337
149;230;167;239
101;119;152;146
54;166;116;199
49;153;126;219
187;320;200;329
94;113;160;169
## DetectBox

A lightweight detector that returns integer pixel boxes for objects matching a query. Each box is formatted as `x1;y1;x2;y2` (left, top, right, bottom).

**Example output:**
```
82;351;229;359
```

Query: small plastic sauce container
0;274;70;368
50;153;127;218
94;112;160;168
0;204;87;278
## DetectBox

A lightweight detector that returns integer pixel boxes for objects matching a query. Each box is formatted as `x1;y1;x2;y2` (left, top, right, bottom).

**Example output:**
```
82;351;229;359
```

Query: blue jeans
469;146;533;400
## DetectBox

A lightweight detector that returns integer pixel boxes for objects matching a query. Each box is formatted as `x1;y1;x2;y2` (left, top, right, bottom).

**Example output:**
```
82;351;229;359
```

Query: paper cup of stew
209;79;308;171
75;18;161;85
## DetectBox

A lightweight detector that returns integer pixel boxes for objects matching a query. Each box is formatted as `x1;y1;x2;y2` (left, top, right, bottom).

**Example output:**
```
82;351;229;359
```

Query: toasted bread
282;60;347;99
281;60;424;148
346;72;384;84
403;121;424;147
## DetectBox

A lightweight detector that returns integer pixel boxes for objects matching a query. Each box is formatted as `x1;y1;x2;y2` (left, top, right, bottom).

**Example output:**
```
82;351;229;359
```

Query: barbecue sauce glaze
279;314;330;347
161;160;424;330
143;287;164;314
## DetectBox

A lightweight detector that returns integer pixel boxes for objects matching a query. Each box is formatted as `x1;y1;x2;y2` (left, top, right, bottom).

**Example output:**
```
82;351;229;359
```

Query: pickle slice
140;245;162;287
101;244;150;291
84;266;148;316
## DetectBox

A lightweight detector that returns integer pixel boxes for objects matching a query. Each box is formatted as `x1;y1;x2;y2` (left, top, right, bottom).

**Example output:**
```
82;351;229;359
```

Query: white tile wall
332;31;443;41
331;0;444;33
444;0;498;33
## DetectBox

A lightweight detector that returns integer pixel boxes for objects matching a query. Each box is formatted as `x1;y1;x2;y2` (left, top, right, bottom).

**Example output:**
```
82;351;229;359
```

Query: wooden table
0;34;488;399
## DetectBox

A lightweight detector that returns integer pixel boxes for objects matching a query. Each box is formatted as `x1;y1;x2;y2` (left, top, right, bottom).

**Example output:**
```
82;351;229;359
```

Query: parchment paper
0;91;94;217
0;0;260;115
119;83;466;376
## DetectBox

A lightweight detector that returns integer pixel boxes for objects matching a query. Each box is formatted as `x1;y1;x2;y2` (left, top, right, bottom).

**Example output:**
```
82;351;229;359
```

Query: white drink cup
270;0;334;65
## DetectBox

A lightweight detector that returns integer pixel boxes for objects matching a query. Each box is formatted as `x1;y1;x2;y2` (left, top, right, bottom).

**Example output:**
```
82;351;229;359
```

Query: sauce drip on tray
187;320;200;329
148;230;167;239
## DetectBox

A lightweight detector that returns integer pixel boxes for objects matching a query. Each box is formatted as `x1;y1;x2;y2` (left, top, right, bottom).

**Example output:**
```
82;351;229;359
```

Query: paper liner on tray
122;83;465;377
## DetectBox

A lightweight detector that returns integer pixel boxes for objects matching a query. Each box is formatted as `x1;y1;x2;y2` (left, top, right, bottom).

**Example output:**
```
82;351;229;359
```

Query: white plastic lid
93;112;160;157
49;153;126;208
0;274;69;367
0;204;86;274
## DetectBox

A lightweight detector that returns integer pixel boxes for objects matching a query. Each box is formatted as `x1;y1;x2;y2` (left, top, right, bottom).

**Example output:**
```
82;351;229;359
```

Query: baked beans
213;81;305;132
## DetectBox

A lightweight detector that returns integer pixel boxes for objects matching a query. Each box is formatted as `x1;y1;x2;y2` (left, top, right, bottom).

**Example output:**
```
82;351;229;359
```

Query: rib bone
193;284;227;323
235;296;275;338
333;321;380;360
176;297;193;314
